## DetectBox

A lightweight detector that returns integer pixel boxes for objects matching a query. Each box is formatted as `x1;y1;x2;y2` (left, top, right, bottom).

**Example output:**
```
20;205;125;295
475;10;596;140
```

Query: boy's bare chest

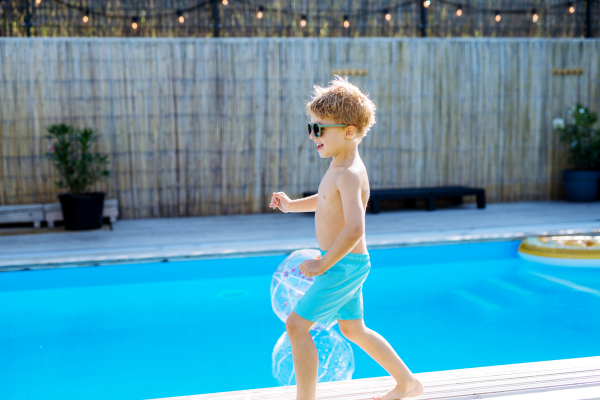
317;169;370;209
317;172;342;205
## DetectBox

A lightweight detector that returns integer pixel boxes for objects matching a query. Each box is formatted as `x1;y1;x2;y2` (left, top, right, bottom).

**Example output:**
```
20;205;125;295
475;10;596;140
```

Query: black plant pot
59;192;105;230
563;170;600;202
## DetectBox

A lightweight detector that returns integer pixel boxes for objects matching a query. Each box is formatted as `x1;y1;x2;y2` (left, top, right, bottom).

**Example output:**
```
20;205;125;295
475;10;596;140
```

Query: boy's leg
286;311;319;400
337;318;423;400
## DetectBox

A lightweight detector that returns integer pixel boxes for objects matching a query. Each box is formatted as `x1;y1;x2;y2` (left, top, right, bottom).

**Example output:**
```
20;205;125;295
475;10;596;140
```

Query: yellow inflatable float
518;236;600;267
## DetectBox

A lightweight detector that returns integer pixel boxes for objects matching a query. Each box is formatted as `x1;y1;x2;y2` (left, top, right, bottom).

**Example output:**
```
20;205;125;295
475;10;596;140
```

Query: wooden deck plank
152;356;600;400
486;386;600;399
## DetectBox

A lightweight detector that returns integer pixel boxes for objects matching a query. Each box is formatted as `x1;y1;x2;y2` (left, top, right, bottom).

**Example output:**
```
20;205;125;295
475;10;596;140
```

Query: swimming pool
1;240;599;400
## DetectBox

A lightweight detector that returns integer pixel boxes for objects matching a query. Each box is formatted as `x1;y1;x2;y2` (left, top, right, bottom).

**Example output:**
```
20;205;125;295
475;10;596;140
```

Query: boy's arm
270;192;318;213
318;171;365;272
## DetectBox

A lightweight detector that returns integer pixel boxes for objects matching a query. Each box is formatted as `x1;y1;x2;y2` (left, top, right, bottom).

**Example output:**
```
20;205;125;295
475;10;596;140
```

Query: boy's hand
270;192;294;213
299;257;325;279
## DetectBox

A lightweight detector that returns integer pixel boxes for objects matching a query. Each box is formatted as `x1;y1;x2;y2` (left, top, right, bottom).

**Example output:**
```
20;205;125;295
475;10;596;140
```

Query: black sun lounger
302;186;485;213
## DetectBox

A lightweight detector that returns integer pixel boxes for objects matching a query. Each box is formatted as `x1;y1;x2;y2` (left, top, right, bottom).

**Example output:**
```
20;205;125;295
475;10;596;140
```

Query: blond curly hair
306;76;376;136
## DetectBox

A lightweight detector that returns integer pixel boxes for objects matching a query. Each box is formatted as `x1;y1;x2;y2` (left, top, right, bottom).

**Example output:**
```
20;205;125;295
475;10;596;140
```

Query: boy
269;76;424;400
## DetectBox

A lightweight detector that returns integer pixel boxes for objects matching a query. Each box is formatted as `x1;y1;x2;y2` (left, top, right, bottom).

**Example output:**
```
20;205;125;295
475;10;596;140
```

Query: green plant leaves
45;123;111;195
555;103;600;171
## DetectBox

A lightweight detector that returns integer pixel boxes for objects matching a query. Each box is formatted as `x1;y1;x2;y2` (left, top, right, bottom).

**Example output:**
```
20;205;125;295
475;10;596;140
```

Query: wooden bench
0;199;119;229
0;205;45;228
303;186;486;213
44;198;119;227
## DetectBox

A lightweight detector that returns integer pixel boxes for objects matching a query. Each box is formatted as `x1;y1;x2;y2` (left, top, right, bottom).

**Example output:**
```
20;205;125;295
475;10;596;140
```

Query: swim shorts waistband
320;250;370;264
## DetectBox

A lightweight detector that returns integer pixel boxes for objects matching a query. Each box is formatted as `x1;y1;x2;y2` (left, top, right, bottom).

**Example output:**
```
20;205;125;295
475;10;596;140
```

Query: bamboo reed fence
0;38;599;218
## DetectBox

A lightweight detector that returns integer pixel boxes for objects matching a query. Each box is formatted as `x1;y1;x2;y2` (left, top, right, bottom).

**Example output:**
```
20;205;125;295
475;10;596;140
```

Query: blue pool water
1;240;599;400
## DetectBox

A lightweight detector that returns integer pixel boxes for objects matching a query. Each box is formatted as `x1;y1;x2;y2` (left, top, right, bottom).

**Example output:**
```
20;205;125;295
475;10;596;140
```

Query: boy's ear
345;125;358;139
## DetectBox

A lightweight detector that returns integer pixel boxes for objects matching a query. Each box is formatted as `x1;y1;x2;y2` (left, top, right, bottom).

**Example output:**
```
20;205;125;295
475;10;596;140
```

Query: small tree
553;103;600;171
46;123;110;195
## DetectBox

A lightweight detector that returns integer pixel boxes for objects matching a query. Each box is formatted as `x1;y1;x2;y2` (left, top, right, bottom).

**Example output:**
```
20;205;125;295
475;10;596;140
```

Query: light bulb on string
83;9;89;23
177;10;184;23
532;9;538;23
222;0;228;5
132;16;139;29
300;14;307;27
423;0;430;8
343;15;349;28
257;6;263;19
456;6;462;16
384;9;391;21
35;0;41;5
495;10;501;22
568;2;575;13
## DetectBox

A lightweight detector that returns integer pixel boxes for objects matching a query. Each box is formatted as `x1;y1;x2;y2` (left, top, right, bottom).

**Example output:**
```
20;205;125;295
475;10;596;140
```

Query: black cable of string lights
49;0;214;20
47;0;598;22
435;0;592;14
233;0;417;18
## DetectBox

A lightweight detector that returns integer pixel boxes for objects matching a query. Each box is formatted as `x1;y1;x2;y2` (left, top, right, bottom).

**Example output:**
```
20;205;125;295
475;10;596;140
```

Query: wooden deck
153;356;600;400
1;201;599;271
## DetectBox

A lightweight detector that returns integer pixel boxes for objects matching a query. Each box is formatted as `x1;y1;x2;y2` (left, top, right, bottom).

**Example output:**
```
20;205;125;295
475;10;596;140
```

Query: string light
41;0;590;36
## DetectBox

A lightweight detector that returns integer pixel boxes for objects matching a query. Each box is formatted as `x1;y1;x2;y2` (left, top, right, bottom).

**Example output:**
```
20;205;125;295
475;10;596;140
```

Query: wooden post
584;0;592;38
420;1;427;37
212;0;220;37
24;0;31;37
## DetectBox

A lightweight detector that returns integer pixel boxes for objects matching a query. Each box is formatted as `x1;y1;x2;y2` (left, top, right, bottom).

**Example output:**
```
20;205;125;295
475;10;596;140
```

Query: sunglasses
307;122;347;138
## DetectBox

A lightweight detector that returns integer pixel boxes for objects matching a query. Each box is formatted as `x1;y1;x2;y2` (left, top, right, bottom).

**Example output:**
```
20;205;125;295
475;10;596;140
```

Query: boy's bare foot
372;376;423;400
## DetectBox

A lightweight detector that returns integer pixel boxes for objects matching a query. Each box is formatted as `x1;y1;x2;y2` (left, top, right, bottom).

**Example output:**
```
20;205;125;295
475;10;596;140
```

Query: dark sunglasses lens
307;123;312;135
314;124;320;137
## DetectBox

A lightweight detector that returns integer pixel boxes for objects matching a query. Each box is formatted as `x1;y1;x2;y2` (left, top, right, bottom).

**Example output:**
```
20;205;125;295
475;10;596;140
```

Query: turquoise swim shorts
293;251;371;325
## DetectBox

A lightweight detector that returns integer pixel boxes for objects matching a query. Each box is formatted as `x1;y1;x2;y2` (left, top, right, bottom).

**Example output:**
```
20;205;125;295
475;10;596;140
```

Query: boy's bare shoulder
335;164;369;190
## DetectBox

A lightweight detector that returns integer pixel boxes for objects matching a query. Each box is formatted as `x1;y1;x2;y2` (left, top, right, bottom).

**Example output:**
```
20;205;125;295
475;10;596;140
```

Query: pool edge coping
149;355;600;399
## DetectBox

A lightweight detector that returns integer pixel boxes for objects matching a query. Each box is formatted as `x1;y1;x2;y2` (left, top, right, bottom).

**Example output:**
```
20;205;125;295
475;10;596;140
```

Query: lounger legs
426;196;435;211
476;192;486;209
370;199;380;214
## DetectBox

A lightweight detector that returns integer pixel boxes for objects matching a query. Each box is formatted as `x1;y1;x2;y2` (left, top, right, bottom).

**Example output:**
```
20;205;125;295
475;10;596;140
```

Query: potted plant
46;123;110;230
553;103;600;202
